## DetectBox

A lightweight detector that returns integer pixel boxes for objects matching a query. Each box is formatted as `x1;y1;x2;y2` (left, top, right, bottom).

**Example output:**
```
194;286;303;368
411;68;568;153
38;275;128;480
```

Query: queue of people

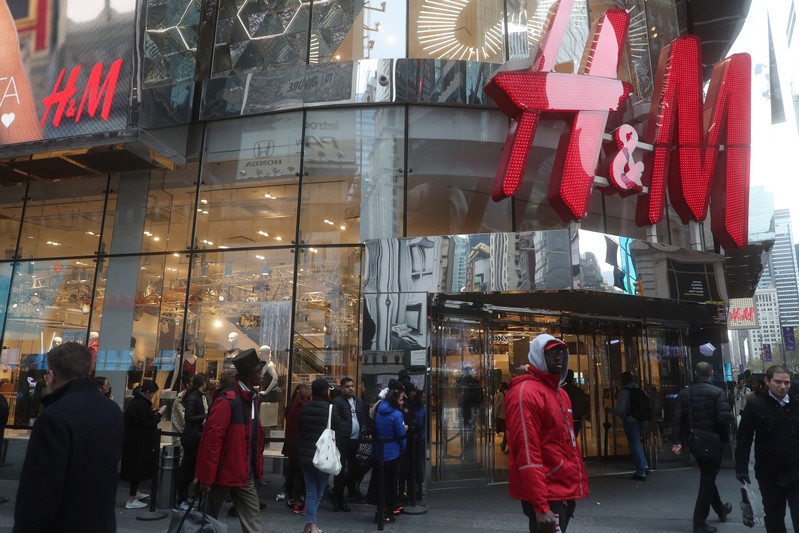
18;334;799;533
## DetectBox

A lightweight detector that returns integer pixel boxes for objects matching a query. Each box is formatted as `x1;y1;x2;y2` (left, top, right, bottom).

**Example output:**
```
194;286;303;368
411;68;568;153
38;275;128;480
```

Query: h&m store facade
0;0;756;484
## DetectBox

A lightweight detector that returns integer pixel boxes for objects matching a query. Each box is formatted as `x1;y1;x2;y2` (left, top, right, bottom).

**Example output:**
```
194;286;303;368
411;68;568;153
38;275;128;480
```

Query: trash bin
156;445;182;510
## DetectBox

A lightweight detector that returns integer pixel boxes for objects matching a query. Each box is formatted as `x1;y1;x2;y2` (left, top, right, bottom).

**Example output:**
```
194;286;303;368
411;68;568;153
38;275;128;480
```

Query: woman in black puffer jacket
297;379;334;533
176;373;209;507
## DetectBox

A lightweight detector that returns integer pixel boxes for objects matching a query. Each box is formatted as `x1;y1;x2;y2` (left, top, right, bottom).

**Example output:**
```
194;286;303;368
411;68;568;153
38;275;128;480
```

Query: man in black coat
330;376;366;511
671;361;733;533
14;342;124;533
735;364;799;532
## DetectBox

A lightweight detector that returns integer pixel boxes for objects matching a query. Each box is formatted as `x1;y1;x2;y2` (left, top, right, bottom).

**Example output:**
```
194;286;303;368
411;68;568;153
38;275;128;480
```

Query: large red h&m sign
484;0;751;249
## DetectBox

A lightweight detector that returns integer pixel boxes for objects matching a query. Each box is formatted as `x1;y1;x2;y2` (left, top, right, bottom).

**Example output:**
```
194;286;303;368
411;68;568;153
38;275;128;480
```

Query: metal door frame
430;309;493;488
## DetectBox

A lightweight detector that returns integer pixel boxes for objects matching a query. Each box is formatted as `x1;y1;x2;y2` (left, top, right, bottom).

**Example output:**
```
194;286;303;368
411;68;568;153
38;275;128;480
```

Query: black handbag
686;388;722;461
167;496;228;533
356;422;375;466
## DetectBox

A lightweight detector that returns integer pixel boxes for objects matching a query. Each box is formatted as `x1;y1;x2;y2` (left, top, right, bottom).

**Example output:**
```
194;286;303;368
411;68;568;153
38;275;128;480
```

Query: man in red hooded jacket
195;348;265;533
505;333;589;533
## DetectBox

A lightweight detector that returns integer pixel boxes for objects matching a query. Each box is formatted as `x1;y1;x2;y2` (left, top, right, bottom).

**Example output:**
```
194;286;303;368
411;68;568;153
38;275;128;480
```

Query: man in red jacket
196;348;265;533
505;334;589;533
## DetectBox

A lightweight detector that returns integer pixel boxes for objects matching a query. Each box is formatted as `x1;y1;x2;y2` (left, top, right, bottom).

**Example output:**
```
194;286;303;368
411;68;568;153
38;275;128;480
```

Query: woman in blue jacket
373;389;407;523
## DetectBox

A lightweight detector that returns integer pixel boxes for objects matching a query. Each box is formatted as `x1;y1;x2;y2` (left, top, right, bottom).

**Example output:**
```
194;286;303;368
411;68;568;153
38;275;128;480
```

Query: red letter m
635;36;751;249
76;58;123;123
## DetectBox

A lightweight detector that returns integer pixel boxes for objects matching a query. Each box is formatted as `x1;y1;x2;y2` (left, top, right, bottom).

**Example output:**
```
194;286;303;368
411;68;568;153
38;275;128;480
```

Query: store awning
436;289;724;325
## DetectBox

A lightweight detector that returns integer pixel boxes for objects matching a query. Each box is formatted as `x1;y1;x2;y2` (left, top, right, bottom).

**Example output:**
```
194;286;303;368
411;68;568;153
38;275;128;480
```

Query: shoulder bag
686;387;722;461
313;404;342;475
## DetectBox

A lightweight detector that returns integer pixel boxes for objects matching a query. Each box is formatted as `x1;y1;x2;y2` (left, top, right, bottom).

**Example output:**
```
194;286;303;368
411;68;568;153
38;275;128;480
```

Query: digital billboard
0;0;136;149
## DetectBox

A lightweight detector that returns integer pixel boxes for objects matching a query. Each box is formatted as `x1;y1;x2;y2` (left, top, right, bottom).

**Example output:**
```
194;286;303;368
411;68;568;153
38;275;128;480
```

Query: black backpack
627;387;652;421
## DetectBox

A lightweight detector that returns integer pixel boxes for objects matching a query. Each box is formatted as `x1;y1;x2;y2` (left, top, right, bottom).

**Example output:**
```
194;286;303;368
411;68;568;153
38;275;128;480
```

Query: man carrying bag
672;361;734;533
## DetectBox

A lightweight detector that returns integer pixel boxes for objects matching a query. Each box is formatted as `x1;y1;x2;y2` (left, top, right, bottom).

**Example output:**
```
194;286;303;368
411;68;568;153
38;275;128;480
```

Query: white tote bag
312;404;342;475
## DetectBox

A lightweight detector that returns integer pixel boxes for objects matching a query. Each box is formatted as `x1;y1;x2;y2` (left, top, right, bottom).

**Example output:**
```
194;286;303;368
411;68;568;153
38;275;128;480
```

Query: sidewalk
0;437;771;532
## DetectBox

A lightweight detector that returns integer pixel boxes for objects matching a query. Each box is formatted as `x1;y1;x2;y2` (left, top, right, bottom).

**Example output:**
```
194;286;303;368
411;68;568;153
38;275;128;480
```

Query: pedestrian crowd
11;336;799;533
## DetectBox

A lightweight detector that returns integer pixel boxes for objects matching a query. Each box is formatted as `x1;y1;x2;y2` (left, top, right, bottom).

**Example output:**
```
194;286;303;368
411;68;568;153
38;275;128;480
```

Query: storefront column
98;172;150;406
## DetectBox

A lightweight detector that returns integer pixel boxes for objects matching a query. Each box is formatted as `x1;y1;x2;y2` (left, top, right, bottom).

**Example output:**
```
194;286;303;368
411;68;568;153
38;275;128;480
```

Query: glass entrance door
430;314;492;485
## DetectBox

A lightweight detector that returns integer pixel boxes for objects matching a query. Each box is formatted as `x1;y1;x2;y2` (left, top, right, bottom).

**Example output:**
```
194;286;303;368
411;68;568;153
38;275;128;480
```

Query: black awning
437;290;723;325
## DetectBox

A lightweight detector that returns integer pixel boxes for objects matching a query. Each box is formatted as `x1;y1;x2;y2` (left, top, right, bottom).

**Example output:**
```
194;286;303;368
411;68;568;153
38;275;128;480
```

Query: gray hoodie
527;333;570;386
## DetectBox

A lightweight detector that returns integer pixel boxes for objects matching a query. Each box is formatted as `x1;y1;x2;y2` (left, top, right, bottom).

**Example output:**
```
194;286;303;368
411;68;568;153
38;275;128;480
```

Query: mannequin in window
258;345;280;429
88;332;99;377
171;337;198;391
223;332;240;371
182;342;198;385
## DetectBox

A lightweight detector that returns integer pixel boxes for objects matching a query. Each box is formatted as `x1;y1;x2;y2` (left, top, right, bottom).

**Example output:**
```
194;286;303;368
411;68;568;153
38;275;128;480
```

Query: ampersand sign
608;124;644;195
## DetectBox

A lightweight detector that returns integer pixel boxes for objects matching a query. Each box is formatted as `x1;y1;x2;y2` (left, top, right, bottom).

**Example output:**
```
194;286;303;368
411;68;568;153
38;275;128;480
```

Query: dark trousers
368;457;399;514
333;439;358;499
693;458;724;527
522;500;576;532
177;431;200;502
759;480;799;532
286;464;305;503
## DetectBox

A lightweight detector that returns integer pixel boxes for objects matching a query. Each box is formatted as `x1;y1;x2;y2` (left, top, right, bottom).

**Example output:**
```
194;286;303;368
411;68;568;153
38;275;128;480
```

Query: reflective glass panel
198;113;302;250
409;0;504;62
512;115;612;234
506;0;589;63
313;1;407;62
407;107;512;236
292;246;361;385
0;183;24;260
213;0;310;75
603;193;648;241
105;166;200;255
20;176;108;259
300;107;404;244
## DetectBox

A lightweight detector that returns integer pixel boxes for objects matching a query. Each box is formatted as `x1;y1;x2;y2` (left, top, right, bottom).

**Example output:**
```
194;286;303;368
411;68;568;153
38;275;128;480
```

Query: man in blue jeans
609;371;650;481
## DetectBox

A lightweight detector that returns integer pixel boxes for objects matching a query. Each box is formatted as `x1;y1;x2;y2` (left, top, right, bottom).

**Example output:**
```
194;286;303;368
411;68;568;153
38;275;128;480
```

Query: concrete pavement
0;437;773;532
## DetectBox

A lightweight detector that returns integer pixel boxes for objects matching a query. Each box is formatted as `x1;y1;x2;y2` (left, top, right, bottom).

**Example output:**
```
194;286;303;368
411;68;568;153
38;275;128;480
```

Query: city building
0;0;759;485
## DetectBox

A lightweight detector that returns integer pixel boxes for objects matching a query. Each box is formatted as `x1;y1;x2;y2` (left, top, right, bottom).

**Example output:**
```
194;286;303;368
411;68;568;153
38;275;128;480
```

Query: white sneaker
135;492;150;501
125;500;148;509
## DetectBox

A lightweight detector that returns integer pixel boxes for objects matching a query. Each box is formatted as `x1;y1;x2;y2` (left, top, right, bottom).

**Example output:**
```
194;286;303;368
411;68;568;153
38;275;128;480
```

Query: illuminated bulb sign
727;297;758;330
485;0;751;249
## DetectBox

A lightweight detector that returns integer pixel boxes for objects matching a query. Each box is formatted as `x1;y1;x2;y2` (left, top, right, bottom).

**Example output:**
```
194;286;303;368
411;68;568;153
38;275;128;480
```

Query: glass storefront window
105;166;200;255
198;113;302;250
300;108;404;245
292;246;361;385
407;107;512;236
0;183;25;260
19;176;109;259
409;0;504;62
4;258;96;423
187;249;294;394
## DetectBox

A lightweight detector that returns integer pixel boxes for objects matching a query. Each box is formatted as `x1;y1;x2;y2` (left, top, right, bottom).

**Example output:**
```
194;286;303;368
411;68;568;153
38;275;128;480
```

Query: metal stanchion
403;428;427;515
376;438;385;532
137;429;168;521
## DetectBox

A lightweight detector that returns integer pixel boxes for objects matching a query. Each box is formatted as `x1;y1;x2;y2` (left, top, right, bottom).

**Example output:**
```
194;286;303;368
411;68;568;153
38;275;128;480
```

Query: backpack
627;387;652;421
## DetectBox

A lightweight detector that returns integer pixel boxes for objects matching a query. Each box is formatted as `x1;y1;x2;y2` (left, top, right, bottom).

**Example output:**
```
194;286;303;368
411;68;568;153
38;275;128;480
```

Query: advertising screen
0;0;136;149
